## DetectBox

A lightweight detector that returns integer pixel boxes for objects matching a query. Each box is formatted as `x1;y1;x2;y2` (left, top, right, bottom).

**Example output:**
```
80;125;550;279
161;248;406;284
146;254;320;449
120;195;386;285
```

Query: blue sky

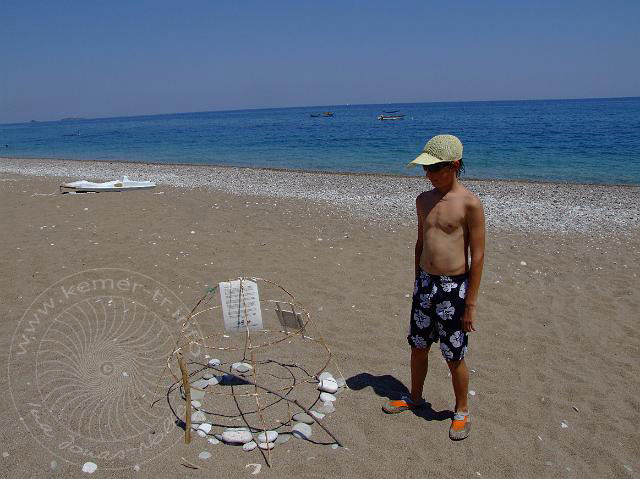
1;0;639;123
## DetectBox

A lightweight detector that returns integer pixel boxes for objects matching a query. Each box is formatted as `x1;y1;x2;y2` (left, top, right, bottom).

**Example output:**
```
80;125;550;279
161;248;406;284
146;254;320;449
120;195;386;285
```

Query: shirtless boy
383;134;485;441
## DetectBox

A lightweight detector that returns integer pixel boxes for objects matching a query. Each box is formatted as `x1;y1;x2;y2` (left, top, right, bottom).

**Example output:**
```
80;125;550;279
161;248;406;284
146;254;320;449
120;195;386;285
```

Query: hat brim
406;152;449;168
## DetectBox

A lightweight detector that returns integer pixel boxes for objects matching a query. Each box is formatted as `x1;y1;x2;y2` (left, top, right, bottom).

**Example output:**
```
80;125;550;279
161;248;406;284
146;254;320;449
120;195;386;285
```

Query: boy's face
423;161;459;187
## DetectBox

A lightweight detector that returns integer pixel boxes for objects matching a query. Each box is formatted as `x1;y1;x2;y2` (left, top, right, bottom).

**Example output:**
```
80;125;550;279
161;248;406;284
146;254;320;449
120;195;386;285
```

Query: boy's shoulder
416;189;437;202
457;183;483;207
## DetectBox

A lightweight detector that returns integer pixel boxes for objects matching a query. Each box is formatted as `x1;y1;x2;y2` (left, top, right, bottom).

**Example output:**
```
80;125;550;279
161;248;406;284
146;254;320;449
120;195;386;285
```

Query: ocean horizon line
2;95;639;126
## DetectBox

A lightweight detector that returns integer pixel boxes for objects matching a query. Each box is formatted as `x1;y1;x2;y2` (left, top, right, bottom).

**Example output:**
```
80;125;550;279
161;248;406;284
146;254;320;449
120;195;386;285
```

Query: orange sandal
382;395;426;414
449;411;471;440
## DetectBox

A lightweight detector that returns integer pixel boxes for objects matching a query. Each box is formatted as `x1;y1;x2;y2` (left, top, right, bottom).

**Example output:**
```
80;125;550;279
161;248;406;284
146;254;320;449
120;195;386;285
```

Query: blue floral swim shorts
408;269;469;361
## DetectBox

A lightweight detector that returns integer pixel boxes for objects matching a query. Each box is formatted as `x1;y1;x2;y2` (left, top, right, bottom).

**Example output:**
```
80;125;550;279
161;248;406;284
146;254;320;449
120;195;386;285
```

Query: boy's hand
462;305;477;332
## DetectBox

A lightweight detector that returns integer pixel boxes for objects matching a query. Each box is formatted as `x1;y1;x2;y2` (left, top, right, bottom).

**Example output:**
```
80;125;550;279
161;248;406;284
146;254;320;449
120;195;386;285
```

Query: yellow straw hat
407;134;463;167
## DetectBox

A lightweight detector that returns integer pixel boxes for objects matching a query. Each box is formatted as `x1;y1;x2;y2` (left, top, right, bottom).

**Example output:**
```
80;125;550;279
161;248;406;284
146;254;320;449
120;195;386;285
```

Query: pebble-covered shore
1;157;639;234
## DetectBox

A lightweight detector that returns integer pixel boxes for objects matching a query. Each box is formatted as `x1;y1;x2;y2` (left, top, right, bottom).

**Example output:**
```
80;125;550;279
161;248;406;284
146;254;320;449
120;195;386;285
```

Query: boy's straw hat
407;134;463;167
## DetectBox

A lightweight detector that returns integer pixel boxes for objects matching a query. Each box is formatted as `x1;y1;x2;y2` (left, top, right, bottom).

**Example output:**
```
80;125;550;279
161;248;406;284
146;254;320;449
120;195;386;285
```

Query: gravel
2;157;639;234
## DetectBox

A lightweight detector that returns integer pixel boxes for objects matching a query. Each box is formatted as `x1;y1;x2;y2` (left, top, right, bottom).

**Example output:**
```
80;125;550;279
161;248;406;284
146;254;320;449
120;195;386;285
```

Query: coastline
2;156;639;234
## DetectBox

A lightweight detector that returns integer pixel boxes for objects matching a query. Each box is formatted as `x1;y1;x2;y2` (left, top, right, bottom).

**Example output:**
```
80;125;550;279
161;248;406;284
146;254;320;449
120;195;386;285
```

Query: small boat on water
60;176;156;193
310;111;334;118
377;114;405;121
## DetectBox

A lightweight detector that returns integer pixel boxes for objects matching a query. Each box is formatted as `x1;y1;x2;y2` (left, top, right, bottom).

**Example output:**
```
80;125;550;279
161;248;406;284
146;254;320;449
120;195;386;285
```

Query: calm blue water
1;98;639;185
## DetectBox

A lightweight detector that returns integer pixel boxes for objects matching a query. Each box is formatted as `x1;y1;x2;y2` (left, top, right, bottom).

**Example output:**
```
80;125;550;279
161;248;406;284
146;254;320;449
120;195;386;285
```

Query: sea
1;97;639;185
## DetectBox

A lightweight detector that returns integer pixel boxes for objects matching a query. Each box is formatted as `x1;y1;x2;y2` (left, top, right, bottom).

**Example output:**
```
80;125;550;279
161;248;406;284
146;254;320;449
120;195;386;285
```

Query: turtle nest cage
159;277;346;466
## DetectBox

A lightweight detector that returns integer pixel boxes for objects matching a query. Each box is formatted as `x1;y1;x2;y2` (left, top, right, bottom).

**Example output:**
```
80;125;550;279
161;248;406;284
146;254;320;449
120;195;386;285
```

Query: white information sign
219;279;263;332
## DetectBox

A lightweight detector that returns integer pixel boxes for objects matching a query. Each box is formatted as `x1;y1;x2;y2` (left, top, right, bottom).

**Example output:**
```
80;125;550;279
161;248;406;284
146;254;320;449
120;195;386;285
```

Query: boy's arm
415;195;425;277
462;196;485;332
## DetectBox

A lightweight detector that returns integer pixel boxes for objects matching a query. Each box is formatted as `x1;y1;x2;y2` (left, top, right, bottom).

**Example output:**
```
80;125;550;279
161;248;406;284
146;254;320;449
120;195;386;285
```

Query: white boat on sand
60;176;156;193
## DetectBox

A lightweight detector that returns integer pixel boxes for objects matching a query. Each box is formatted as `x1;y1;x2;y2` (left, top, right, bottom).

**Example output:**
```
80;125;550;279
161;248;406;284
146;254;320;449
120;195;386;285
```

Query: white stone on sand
191;411;207;423
292;422;312;440
310;410;325;420
292;412;314;424
320;392;336;402
191;400;201;408
318;372;334;381
208;437;220;445
257;430;278;443
198;451;211;460
318;378;338;393
207;376;220;386
197;430;207;438
258;442;275;450
316;402;336;414
231;362;253;373
222;429;253;444
208;358;221;367
243;441;257;451
198;423;212;434
190;388;205;401
192;379;208;389
275;433;291;444
82;462;97;474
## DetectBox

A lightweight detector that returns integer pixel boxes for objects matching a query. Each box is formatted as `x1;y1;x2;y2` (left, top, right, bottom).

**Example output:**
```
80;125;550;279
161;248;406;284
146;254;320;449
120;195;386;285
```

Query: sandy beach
1;158;639;478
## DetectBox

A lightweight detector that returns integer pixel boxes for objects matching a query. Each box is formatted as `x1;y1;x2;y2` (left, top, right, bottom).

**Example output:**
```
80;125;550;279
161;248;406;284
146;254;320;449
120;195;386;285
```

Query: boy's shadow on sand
347;373;452;422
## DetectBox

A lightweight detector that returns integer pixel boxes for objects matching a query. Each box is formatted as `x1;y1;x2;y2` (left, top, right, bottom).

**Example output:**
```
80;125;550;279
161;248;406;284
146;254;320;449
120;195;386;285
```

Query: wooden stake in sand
177;352;192;444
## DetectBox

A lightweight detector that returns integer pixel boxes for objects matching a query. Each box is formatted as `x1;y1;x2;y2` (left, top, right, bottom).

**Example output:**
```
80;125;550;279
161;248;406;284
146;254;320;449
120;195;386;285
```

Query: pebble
320;392;336;402
310;410;325;420
232;362;253;373
82;462;97;474
275;433;292;444
292;422;312;440
243;441;258;451
318;372;334;381
561;421;569;428
192;379;209;389
208;437;220;445
222;429;253;444
208;358;221;367
191;411;207;423
318;379;338;394
198;423;212;434
258;442;275;450
202;372;214;379
190;388;205;400
191;400;201;408
207;376;220;386
331;444;339;450
520;261;527;266
293;412;314;424
257;431;278;443
198;451;212;460
469;390;476;396
316;402;336;414
197;430;207;438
